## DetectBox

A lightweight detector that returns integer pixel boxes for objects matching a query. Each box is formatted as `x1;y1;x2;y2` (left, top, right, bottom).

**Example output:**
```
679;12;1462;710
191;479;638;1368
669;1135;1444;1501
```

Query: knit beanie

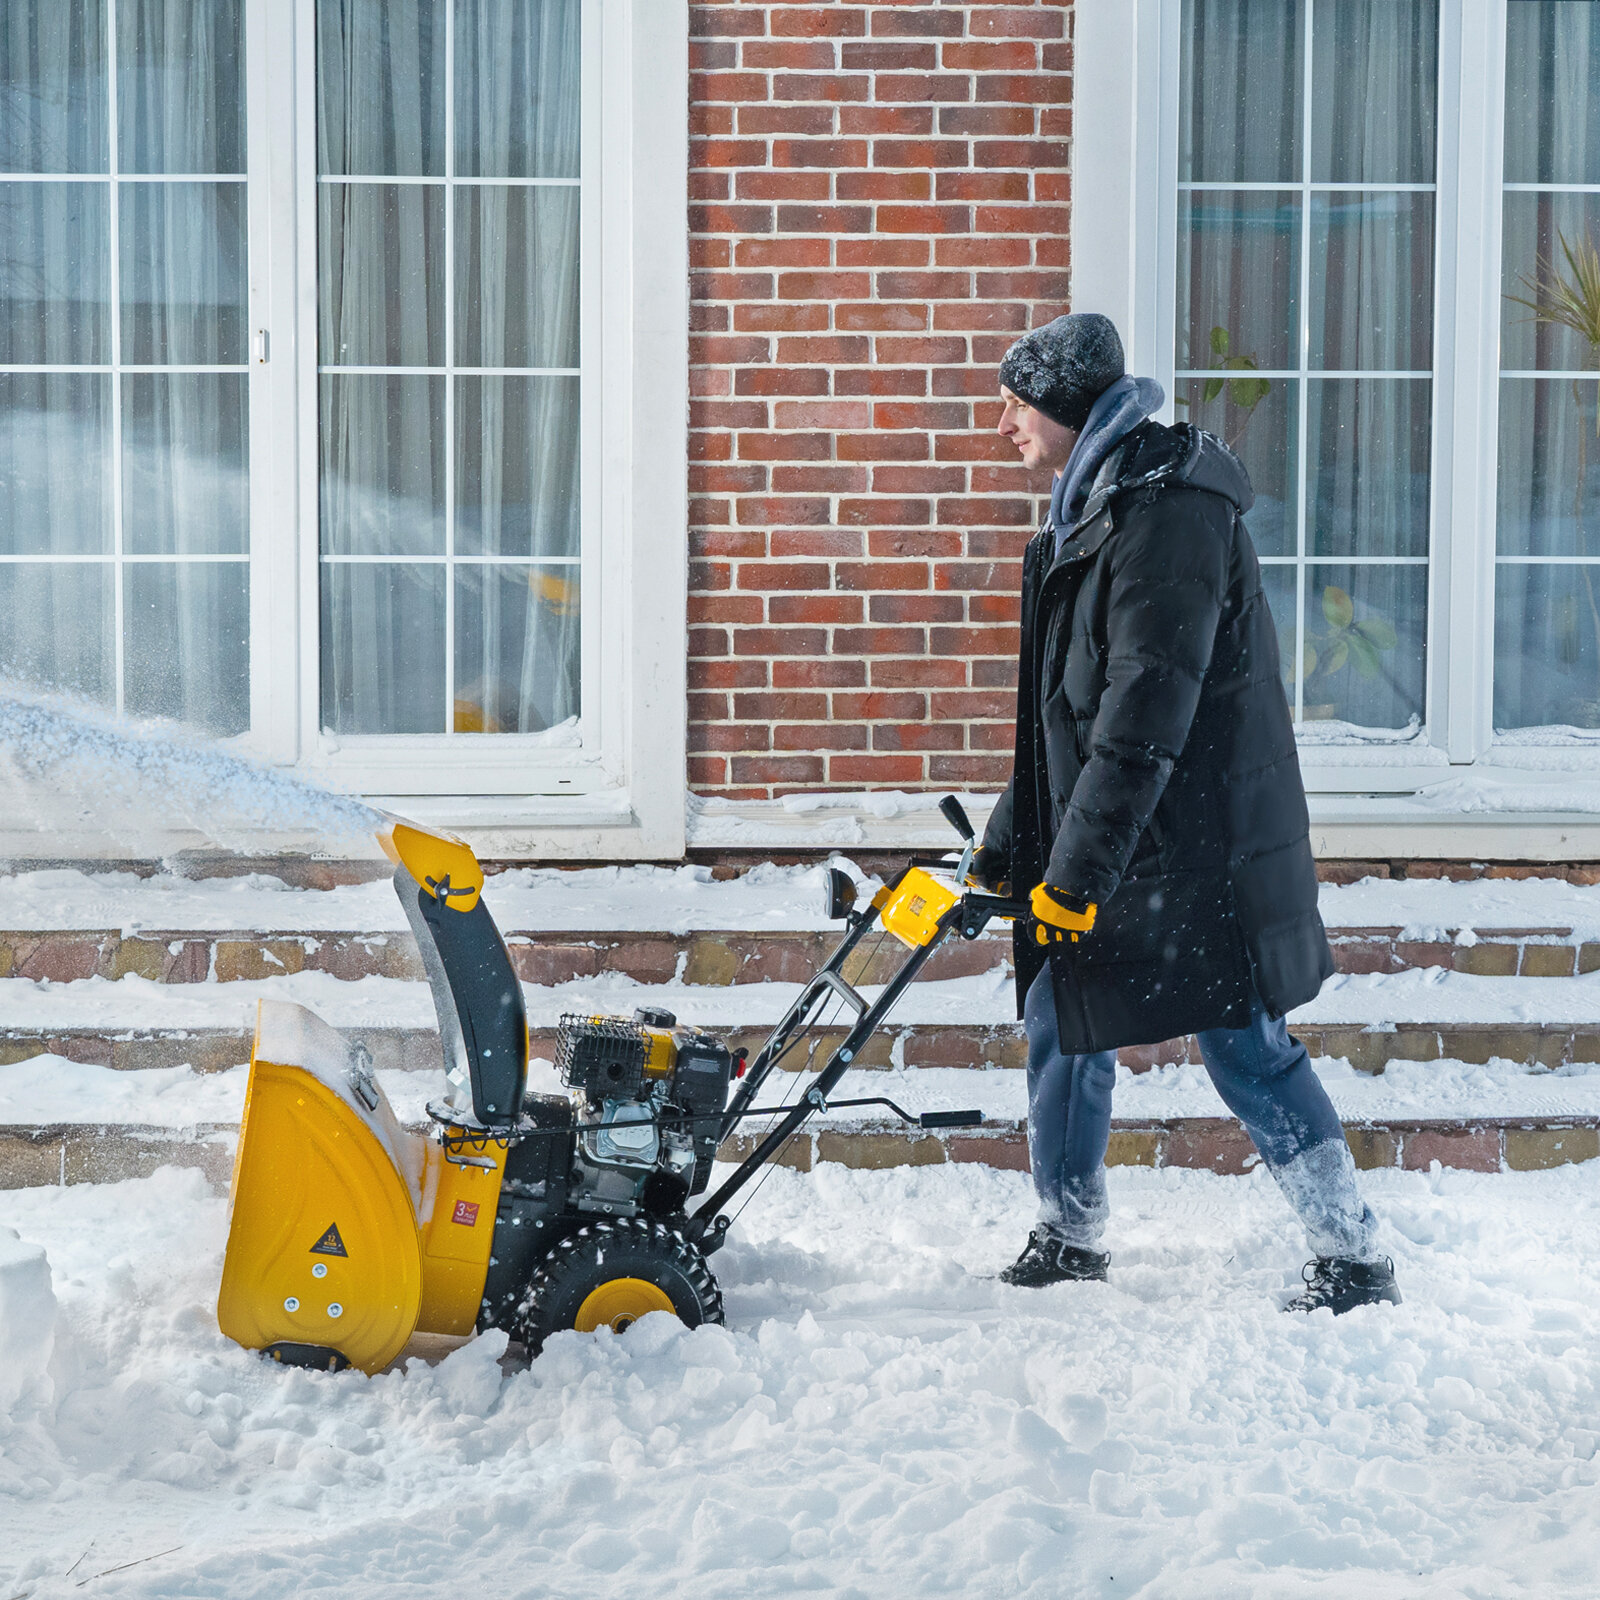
997;313;1126;431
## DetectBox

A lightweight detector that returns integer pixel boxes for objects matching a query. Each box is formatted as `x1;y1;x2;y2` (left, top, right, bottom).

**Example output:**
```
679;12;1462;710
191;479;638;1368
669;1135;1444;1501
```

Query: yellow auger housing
217;818;527;1373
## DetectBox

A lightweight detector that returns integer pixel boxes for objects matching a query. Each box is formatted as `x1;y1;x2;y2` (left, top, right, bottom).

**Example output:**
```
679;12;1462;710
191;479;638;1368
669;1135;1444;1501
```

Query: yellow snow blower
217;801;1023;1372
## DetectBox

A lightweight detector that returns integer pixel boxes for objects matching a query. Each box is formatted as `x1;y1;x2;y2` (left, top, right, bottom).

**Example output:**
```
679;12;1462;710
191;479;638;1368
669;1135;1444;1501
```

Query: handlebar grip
918;1109;984;1129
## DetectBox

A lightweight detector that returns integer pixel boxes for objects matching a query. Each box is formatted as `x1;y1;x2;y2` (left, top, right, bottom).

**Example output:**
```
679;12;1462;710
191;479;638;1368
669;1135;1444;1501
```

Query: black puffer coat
983;420;1332;1054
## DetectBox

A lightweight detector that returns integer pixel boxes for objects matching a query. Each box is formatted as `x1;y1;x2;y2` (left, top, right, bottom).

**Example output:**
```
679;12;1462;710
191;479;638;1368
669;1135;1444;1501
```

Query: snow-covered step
5;867;1600;987
3;1055;1598;1189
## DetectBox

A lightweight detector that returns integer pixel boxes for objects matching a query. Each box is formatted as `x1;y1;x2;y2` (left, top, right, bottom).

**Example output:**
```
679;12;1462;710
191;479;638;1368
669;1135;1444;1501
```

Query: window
1496;0;1600;733
0;0;688;856
1078;0;1600;819
0;0;251;735
1177;0;1437;733
315;0;583;742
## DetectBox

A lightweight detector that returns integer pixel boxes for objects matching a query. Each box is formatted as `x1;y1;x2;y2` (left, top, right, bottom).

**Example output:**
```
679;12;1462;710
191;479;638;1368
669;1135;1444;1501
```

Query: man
976;312;1400;1315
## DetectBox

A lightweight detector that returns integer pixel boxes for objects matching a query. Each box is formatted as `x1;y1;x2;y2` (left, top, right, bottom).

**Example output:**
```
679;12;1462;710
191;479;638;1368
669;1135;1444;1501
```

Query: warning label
452;1200;480;1227
310;1222;348;1257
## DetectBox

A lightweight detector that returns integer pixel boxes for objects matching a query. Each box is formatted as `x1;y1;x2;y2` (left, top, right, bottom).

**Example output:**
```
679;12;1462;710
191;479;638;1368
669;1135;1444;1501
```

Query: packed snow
5;859;1600;940
2;1162;1599;1597
9;1052;1600;1135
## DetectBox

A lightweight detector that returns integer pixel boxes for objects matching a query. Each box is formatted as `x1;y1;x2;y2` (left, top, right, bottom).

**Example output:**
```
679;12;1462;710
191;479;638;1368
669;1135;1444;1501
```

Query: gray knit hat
998;313;1125;431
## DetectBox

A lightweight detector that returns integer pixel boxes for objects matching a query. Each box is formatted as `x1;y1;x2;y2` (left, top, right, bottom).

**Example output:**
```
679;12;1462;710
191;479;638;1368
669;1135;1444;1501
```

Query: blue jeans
1023;967;1379;1260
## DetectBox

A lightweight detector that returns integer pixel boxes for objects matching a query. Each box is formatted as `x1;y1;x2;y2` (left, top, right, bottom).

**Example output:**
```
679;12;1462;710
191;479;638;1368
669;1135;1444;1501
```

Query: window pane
321;561;446;733
320;374;445;557
1310;191;1433;371
1501;191;1600;374
123;372;247;555
1308;379;1431;558
1178;0;1301;184
1497;378;1600;560
317;0;443;176
0;561;112;700
1301;564;1426;729
0;372;111;556
454;563;579;733
1176;190;1298;372
455;0;580;179
124;559;249;733
1310;0;1437;185
120;180;246;364
1505;1;1600;186
118;0;244;175
1494;563;1600;729
319;182;444;367
456;376;578;557
454;185;579;368
1176;376;1296;557
0;1;107;174
0;182;109;364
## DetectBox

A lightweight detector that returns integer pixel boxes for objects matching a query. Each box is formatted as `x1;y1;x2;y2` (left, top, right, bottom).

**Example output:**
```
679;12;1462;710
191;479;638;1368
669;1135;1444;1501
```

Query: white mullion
107;0;124;717
1294;0;1313;725
1177;368;1433;380
316;364;579;376
443;0;456;738
1180;180;1437;193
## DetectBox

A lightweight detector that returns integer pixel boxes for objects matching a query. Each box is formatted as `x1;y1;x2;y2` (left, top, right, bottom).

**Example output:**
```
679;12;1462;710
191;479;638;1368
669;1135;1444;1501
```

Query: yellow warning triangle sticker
309;1222;348;1257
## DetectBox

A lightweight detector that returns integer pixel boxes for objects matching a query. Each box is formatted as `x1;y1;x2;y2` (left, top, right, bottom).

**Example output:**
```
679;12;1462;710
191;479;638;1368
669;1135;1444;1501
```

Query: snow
6;857;1600;943
0;1225;54;1416
688;790;1000;847
2;1162;1600;1596
9;963;1600;1037
0;860;880;936
9;1051;1600;1137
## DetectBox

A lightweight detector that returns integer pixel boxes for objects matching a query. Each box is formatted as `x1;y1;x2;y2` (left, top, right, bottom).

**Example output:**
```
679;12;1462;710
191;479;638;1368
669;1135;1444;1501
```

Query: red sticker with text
452;1200;480;1227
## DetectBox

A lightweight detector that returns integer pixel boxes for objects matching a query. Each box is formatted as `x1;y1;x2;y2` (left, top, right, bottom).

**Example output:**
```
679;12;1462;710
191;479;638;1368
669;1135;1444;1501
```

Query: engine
552;1008;735;1216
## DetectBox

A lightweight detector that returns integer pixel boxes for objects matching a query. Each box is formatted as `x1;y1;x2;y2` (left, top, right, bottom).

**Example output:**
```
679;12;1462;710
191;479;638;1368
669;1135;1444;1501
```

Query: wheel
517;1217;723;1352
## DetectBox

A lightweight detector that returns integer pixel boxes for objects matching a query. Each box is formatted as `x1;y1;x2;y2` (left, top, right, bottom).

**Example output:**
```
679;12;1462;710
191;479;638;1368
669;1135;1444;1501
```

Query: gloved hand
967;844;1011;895
1029;882;1097;945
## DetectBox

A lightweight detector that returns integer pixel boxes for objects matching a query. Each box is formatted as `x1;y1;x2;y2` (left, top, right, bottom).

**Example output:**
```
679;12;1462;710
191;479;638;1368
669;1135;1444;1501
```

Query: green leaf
1203;377;1224;404
1348;632;1381;678
1322;585;1354;630
1210;325;1230;356
1227;375;1270;411
1323;638;1349;675
1298;642;1318;682
1355;616;1397;652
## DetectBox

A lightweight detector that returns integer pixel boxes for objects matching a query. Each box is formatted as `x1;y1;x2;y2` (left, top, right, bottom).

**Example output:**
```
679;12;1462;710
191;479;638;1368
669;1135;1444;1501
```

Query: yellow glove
1030;882;1097;945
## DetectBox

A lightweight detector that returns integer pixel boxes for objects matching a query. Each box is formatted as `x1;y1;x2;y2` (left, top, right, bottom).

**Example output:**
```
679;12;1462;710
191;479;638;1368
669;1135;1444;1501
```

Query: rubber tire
518;1217;724;1353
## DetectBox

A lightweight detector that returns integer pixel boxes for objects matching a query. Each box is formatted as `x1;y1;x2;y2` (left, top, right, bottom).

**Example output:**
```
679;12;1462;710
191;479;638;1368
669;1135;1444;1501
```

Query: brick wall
687;0;1073;798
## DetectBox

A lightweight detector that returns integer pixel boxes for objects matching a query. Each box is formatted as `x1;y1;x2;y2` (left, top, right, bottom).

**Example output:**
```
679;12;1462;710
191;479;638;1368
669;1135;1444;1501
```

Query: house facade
3;0;1599;863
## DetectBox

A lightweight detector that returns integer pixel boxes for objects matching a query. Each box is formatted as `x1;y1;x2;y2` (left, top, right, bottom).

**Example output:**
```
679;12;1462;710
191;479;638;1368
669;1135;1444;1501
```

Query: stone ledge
4;1116;1596;1190
7;926;1600;988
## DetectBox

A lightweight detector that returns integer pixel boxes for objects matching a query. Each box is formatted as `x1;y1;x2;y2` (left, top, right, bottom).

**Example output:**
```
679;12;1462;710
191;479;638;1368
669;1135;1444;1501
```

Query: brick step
7;1018;1600;1077
3;924;1597;987
4;1112;1593;1191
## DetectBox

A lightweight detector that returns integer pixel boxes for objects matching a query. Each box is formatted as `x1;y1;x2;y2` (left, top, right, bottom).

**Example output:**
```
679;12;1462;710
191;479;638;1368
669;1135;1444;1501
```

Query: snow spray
0;688;382;857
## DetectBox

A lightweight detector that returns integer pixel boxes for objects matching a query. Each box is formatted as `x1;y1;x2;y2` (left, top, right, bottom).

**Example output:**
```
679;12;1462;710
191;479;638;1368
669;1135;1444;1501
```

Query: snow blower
216;801;1025;1372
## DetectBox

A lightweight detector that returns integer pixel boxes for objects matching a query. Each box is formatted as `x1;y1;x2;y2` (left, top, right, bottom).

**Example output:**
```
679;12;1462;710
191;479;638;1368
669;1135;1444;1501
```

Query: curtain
1497;2;1600;729
318;0;583;738
0;0;247;734
1176;0;1435;730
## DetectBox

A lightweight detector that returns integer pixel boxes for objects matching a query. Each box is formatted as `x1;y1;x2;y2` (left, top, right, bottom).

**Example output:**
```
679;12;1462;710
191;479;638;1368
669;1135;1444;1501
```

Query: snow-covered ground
4;861;1600;938
2;1161;1600;1597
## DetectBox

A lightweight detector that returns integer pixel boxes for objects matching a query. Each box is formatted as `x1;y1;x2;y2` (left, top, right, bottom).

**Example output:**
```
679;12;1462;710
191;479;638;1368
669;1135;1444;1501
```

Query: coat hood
1078;422;1256;530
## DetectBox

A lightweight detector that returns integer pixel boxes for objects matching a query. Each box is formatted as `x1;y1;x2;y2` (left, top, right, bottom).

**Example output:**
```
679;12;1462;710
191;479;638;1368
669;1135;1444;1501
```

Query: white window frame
245;0;687;857
1074;0;1600;854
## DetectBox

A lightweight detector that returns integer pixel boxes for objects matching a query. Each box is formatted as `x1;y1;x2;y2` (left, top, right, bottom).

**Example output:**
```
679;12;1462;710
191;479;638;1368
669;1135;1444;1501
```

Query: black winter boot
1000;1228;1109;1287
1284;1256;1402;1315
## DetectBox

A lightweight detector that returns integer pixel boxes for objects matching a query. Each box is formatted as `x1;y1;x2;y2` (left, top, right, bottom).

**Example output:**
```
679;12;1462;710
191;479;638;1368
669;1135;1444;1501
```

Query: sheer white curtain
318;0;582;738
0;0;248;733
1496;2;1600;729
1177;0;1435;730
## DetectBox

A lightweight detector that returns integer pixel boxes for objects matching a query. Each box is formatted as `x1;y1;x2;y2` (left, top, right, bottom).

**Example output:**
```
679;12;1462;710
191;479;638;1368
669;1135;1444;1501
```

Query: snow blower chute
217;802;1026;1371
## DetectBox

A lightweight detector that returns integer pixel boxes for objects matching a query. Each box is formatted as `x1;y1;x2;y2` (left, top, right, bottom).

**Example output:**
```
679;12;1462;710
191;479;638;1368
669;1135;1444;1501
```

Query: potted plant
1282;585;1398;721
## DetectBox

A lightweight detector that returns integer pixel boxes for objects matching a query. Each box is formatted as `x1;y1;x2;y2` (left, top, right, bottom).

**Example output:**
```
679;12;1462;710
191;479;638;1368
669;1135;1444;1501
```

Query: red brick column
687;0;1072;798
